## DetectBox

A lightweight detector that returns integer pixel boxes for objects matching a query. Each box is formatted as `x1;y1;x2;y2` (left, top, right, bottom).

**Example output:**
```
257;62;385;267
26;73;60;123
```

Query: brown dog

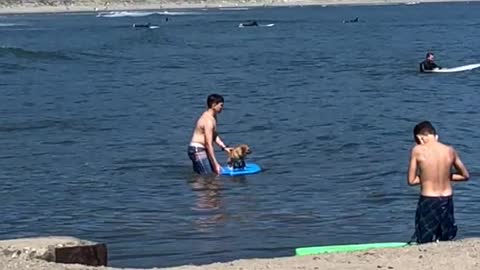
227;144;252;169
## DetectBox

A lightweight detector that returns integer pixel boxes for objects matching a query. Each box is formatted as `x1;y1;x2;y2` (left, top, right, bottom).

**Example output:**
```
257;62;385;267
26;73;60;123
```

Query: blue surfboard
221;162;262;176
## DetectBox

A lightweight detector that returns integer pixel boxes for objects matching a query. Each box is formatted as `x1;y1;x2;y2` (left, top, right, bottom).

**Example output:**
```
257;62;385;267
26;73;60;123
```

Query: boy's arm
452;148;469;181
408;147;421;186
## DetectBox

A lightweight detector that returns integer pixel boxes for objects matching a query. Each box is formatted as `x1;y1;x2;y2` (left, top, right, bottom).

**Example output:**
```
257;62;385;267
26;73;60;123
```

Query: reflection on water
189;175;227;232
188;174;249;232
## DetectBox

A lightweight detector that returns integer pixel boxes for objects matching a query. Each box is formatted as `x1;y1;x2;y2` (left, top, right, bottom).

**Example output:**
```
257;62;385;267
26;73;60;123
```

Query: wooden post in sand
0;236;108;267
54;243;107;266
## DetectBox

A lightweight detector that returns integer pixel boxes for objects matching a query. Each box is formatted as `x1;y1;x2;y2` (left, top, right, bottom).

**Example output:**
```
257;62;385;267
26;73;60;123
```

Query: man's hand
223;147;233;153
214;162;222;175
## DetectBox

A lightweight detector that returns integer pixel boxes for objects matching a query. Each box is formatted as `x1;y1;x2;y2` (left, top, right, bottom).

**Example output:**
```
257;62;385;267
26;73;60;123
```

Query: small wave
96;10;201;18
219;7;250;10
0;46;73;61
161;11;202;15
97;11;156;17
0;118;100;133
0;63;32;74
0;23;19;27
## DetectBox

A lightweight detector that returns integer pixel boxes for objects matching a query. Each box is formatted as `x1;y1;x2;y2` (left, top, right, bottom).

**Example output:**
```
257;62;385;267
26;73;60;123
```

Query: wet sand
2;237;480;270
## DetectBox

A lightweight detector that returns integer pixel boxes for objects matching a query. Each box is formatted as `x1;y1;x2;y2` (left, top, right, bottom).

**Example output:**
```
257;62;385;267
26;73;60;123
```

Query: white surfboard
238;23;274;28
429;63;480;73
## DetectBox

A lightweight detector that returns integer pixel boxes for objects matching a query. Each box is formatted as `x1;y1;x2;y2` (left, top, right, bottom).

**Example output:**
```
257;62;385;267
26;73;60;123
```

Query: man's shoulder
437;141;453;149
443;143;456;153
411;144;423;155
198;112;216;125
434;142;456;156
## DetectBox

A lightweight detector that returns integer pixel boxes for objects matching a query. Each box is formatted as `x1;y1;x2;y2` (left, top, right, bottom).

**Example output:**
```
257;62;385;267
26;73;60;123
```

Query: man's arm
408;147;421;186
204;120;220;174
215;136;229;152
452;148;469;181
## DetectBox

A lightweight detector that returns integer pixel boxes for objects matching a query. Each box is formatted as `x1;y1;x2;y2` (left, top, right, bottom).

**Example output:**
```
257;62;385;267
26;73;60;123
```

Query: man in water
132;22;151;28
241;20;259;27
419;52;442;72
343;17;359;23
407;121;469;244
188;94;231;175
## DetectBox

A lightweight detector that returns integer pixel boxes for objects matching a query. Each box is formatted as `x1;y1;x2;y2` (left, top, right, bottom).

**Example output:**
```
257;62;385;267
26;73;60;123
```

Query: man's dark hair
413;121;436;143
426;52;434;58
207;94;224;108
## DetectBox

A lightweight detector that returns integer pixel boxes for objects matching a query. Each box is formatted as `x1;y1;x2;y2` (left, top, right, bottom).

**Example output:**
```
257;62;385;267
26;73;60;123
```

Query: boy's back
407;121;469;244
411;141;455;196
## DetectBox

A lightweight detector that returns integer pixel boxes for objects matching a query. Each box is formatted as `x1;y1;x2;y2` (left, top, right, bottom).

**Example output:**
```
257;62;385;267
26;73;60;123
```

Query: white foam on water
97;10;202;18
219;7;250;10
97;11;156;17
159;11;202;15
0;23;19;27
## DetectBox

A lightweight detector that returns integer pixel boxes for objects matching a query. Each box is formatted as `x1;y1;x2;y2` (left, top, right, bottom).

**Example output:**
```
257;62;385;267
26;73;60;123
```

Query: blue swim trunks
414;195;457;244
187;144;213;175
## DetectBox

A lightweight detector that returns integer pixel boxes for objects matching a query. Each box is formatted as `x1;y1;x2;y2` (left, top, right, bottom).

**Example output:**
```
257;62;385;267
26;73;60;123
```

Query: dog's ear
242;145;251;154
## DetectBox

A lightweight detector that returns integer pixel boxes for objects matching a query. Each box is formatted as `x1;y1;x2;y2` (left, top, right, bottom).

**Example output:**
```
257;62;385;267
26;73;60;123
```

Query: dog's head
238;144;251;155
231;144;251;159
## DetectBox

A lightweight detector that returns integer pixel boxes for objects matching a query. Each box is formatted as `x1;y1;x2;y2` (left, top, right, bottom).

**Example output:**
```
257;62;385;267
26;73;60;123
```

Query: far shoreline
0;0;476;16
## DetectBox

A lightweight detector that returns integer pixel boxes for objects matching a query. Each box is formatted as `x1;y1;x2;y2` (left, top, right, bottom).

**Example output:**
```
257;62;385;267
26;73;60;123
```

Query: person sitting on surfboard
407;121;469;244
419;52;442;72
132;22;151;28
343;17;359;23
188;94;232;175
240;20;259;27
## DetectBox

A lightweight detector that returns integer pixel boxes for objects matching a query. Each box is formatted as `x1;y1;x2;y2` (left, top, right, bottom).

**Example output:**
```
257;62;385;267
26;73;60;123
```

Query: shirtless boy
188;94;231;175
408;121;469;243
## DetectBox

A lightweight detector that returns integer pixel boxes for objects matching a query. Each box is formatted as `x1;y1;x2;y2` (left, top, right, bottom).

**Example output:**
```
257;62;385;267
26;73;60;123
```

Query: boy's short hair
413;121;437;143
426;52;434;58
207;94;224;108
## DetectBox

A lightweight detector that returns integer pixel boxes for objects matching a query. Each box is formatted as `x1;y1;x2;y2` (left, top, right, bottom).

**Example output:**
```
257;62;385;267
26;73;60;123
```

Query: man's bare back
409;141;459;197
408;140;467;196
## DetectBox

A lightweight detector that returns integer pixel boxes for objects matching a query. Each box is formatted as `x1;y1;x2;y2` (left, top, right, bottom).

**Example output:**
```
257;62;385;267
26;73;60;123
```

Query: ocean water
1;2;480;268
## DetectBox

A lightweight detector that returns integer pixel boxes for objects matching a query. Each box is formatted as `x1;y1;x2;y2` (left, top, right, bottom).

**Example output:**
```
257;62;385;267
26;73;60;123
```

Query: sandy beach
0;0;474;15
2;237;480;270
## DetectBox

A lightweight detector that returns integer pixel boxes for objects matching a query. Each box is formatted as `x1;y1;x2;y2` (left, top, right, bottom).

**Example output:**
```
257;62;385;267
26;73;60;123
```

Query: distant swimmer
239;20;259;27
343;17;359;23
420;52;442;72
132;23;151;28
